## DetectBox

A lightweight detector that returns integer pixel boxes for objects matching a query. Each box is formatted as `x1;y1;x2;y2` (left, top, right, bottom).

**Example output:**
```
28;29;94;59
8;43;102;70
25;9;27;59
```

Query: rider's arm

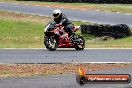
59;14;67;25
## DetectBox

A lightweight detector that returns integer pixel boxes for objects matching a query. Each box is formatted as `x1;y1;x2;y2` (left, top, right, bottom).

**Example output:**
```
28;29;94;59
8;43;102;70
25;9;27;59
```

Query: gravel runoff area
0;63;132;77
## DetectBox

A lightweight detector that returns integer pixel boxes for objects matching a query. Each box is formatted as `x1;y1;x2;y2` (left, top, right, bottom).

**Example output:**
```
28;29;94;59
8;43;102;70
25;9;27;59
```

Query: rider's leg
65;24;79;42
65;24;74;37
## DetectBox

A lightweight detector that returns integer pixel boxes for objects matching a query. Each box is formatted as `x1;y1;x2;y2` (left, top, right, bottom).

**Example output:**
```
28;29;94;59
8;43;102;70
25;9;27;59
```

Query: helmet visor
53;13;59;18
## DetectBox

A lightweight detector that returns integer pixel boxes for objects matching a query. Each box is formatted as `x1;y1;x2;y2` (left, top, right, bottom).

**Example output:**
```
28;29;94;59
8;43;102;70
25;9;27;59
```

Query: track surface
0;67;132;88
0;2;132;26
0;49;132;63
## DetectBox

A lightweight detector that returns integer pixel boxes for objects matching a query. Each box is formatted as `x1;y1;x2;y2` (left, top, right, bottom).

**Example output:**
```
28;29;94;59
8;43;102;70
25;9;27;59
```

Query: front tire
75;36;85;50
44;36;58;51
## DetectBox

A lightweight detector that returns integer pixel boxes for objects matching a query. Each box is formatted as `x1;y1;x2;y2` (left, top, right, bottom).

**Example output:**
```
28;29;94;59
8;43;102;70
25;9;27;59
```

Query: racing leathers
53;13;75;39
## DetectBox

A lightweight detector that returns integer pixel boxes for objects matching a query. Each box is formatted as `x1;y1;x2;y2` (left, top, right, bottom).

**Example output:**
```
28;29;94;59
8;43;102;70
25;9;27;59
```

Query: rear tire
44;36;58;51
75;36;85;50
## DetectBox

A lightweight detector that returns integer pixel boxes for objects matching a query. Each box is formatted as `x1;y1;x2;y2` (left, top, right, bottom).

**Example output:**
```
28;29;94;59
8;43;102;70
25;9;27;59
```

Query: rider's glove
55;23;62;27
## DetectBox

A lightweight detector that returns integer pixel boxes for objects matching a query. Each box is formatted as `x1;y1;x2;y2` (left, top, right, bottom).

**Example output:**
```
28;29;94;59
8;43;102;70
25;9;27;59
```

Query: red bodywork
50;26;79;48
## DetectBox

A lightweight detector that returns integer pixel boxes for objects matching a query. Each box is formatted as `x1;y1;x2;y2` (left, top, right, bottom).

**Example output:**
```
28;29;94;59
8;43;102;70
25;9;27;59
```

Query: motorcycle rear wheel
75;36;85;50
44;36;58;51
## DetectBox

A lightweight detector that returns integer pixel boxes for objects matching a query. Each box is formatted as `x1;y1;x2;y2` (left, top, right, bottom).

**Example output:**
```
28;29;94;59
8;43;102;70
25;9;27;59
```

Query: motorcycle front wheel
44;36;58;51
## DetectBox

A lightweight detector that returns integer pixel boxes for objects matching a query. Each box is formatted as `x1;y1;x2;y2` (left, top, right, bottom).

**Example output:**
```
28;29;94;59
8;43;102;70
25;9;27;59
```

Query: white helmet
53;9;62;18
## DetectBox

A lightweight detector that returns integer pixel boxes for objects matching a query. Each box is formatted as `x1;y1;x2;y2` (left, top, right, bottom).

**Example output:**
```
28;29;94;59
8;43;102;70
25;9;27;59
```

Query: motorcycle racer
52;9;77;42
44;10;85;51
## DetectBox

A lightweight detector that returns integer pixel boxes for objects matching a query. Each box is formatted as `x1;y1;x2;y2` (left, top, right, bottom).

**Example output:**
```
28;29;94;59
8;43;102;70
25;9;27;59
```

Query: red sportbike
44;21;85;51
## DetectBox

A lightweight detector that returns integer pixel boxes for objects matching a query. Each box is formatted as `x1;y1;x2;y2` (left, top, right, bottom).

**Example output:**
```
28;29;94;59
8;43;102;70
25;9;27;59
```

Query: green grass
72;21;93;26
0;18;87;48
0;11;132;48
86;36;132;48
0;11;92;48
1;0;132;13
0;18;44;48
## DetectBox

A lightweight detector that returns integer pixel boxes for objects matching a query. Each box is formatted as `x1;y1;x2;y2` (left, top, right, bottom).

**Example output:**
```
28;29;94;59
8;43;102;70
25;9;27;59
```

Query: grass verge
0;11;50;48
0;10;89;48
0;63;132;77
0;10;132;48
86;36;132;48
0;0;132;13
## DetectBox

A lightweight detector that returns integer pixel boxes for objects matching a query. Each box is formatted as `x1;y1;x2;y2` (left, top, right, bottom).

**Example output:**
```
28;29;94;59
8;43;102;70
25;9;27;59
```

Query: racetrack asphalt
0;67;132;88
0;48;132;63
0;2;132;26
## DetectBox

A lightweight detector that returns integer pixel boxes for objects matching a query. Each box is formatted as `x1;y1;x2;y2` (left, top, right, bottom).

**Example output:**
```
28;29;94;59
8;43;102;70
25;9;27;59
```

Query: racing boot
69;33;80;43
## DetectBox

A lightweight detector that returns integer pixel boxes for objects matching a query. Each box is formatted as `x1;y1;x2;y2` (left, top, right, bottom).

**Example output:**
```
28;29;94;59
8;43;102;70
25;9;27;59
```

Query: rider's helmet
53;9;62;19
